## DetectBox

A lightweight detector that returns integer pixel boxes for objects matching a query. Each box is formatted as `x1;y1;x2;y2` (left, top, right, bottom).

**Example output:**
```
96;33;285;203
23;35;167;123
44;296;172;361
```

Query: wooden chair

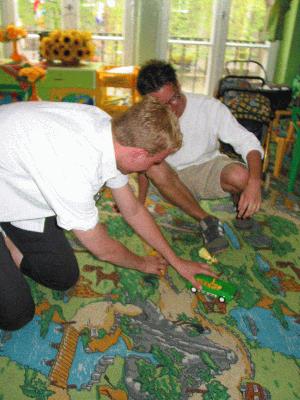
97;65;140;117
50;87;101;108
263;110;295;177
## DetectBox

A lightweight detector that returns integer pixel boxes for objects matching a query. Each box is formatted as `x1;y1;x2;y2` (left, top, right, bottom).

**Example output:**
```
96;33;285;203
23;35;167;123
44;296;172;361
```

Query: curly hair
137;59;178;95
112;95;182;155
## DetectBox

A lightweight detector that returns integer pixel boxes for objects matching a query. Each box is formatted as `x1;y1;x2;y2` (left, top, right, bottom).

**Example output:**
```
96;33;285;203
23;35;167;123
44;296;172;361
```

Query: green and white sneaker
199;216;229;254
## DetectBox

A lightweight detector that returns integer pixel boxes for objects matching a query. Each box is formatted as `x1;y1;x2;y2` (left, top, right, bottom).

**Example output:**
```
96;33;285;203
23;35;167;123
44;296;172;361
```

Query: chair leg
273;139;288;177
288;133;300;192
262;128;271;174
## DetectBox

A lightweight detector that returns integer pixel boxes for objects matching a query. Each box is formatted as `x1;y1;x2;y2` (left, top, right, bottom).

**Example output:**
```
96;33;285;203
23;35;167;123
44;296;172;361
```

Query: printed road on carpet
0;177;299;400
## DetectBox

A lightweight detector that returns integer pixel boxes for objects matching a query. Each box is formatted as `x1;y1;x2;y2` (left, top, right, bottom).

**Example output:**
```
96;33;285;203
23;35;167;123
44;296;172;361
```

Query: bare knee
221;163;249;193
146;162;176;186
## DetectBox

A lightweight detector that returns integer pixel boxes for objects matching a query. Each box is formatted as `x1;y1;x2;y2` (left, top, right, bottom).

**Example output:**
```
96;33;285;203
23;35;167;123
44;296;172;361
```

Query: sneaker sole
205;237;229;254
233;219;255;230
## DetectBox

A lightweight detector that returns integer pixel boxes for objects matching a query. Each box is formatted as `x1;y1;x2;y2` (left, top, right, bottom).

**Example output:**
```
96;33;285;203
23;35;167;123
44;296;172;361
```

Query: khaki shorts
175;155;243;200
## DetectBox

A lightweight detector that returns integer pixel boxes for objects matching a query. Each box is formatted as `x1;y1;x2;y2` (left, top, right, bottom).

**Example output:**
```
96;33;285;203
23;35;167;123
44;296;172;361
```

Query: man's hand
139;255;168;275
237;177;262;219
173;259;218;291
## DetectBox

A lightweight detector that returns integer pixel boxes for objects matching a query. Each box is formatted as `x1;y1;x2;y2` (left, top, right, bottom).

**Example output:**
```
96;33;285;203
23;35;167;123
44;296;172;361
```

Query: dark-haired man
137;60;264;254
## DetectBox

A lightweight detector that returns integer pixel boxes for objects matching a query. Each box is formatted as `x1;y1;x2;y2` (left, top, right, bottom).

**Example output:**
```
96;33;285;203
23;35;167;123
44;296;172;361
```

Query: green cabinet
37;62;102;100
0;61;102;100
0;71;17;84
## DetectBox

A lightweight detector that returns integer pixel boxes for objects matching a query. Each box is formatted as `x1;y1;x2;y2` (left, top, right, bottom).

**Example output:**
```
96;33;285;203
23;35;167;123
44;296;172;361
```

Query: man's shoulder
1;101;111;120
184;93;223;116
185;92;221;107
43;101;111;117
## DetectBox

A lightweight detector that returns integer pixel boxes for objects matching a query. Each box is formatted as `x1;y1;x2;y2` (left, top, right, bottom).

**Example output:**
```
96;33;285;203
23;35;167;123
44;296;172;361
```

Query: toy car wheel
219;296;225;303
191;287;197;293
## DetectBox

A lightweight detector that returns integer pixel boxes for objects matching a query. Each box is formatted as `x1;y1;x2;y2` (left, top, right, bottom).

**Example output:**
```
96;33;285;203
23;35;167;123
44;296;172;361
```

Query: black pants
0;217;79;331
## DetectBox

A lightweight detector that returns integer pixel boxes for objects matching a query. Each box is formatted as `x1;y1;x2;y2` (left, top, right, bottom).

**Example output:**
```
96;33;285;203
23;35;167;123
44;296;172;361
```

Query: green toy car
187;274;237;303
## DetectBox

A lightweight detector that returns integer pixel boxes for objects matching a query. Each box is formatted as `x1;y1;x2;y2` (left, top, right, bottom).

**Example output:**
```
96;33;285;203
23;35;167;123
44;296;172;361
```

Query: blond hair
112;95;182;155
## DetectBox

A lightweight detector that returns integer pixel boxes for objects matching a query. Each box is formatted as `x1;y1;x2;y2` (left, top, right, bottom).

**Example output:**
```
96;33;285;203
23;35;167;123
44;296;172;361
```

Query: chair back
97;65;140;116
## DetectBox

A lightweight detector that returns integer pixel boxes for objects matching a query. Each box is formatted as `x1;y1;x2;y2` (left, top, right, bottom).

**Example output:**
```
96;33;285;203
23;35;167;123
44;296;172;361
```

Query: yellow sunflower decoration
40;30;95;65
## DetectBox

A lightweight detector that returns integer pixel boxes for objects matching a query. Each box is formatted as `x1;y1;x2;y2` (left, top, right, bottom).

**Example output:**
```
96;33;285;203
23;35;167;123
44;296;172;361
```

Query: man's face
150;83;186;118
117;147;174;174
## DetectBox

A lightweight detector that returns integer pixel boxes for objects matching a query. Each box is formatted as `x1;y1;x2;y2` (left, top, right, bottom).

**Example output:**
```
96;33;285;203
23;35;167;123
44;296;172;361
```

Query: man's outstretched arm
73;222;167;275
112;183;216;287
73;183;216;288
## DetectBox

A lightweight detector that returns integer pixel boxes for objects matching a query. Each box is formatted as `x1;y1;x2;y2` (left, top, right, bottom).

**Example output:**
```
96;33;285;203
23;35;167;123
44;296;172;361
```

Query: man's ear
130;147;149;160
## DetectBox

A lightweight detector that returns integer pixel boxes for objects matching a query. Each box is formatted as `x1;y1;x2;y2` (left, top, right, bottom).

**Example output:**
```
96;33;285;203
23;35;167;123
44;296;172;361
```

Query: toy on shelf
186;274;237;303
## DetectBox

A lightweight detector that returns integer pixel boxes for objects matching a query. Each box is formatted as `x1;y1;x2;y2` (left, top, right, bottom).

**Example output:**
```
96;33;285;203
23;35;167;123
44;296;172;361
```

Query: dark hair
137;59;178;95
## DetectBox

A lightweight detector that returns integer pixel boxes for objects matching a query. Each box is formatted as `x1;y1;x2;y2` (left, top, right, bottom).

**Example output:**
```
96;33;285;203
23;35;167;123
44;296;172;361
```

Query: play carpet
0;175;299;400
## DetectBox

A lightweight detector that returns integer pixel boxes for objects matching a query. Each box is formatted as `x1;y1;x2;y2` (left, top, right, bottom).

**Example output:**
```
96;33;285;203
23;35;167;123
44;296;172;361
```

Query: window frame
0;0;135;64
159;0;276;95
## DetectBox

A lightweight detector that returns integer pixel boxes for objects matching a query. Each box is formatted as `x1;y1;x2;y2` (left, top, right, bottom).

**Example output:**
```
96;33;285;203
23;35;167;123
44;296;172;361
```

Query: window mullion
2;0;18;58
123;0;136;64
61;0;79;30
205;0;231;95
156;0;170;60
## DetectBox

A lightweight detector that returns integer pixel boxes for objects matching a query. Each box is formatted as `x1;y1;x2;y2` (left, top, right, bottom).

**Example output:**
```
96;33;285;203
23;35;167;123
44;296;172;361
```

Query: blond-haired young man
0;97;215;331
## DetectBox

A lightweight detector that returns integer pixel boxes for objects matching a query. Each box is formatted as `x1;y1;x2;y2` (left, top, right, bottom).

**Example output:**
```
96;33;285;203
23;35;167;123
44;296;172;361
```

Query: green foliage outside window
0;5;3;58
169;0;213;39
18;0;61;32
16;0;269;41
167;0;270;90
79;0;125;34
228;0;268;42
17;0;124;34
168;0;268;42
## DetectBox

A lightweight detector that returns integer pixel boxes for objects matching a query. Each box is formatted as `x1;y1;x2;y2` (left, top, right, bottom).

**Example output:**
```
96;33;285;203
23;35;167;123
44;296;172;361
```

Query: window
0;5;3;59
163;0;272;94
227;0;267;42
167;0;214;93
79;0;125;34
169;0;213;40
79;0;126;64
225;0;271;77
18;0;62;32
1;0;129;64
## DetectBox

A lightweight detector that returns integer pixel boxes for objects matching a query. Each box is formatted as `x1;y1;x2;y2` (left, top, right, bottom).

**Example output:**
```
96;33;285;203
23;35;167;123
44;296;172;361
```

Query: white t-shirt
0;101;128;232
167;93;264;170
